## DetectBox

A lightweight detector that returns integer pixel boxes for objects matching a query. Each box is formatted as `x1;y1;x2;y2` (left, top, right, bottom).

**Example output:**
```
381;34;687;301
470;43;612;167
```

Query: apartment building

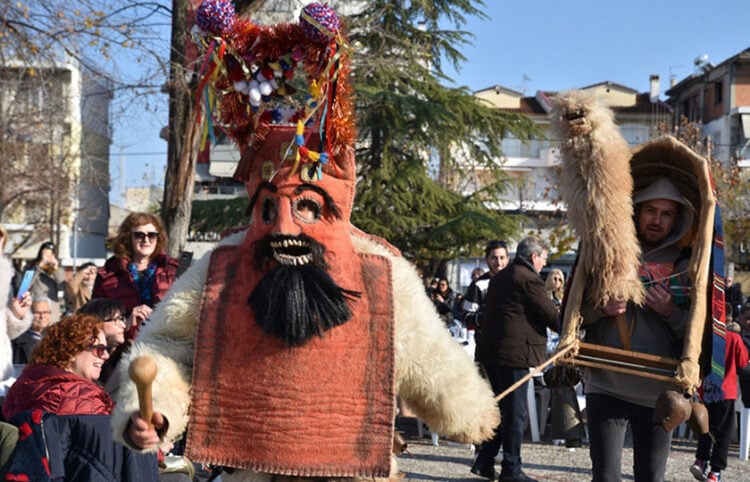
0;57;113;266
665;48;750;269
666;48;750;164
473;79;672;216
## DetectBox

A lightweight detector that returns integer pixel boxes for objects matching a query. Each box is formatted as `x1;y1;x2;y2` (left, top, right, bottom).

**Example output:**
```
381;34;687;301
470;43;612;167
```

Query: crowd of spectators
0;214;181;479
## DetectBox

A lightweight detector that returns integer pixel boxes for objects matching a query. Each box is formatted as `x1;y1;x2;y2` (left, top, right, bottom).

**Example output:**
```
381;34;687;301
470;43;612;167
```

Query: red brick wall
735;64;750;106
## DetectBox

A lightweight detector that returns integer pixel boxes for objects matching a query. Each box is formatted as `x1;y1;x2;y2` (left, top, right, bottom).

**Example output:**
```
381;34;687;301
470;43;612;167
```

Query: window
620;124;650;146
502;134;546;159
519;138;541;158
27;143;51;171
18;85;43;113
501;136;521;157
714;81;723;104
681;100;691;120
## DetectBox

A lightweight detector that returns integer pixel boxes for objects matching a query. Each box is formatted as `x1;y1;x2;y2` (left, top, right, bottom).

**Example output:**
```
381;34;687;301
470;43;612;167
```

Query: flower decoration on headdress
192;1;354;182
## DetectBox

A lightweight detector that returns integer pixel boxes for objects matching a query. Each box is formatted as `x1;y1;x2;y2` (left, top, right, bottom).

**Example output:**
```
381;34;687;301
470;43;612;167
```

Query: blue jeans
587;392;672;482
475;364;529;477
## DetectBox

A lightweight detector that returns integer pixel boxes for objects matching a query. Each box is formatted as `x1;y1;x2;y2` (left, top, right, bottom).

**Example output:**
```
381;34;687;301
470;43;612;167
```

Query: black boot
470;458;499;480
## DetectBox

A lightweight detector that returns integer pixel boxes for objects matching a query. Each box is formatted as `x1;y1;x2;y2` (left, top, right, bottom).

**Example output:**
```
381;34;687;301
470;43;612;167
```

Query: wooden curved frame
557;136;716;394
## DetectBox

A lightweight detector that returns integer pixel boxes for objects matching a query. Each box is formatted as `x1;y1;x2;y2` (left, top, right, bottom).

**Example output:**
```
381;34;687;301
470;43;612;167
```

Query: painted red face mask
234;123;362;346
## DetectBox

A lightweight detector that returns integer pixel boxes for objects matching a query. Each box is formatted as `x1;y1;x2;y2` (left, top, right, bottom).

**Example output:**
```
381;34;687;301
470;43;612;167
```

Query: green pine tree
346;1;539;264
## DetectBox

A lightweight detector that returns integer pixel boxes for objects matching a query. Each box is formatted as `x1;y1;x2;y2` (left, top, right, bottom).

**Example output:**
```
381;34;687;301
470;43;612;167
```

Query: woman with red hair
2;313;160;481
94;212;178;339
3;314;113;420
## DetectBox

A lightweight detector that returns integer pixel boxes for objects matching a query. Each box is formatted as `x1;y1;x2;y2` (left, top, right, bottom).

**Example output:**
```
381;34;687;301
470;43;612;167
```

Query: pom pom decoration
191;0;356;182
300;3;341;44
195;0;236;36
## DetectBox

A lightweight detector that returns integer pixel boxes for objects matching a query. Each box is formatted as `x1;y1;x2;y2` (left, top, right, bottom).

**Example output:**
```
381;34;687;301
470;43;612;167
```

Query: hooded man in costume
552;89;720;482
110;2;500;480
580;176;694;481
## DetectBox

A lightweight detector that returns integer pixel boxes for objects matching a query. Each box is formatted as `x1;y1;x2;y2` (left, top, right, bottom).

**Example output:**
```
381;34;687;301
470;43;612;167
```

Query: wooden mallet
128;356;158;429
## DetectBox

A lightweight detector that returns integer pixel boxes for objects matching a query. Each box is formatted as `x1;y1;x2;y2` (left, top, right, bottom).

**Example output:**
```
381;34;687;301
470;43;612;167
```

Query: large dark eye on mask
295;199;320;222
262;198;277;223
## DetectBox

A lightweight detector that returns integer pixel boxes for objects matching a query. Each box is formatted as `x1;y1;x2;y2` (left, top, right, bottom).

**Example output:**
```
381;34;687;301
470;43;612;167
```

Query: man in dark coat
471;236;560;482
460;240;509;331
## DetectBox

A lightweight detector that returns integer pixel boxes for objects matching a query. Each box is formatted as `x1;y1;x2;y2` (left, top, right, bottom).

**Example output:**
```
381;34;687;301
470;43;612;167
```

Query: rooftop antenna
668;65;685;87
521;74;533;95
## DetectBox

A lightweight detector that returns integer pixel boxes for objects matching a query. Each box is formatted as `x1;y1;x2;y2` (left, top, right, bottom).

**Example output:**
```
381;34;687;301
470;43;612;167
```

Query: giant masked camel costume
110;1;499;479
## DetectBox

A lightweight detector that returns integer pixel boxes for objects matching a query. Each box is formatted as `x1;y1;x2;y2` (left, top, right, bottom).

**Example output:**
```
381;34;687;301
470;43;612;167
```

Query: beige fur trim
351;234;499;443
551;90;645;312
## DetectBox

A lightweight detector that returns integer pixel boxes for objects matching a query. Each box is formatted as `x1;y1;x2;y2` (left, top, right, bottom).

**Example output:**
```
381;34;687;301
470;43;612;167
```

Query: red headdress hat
193;0;367;335
194;0;357;217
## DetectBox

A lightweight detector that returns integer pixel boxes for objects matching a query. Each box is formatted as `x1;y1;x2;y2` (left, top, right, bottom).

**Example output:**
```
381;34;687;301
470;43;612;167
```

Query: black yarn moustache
249;234;361;346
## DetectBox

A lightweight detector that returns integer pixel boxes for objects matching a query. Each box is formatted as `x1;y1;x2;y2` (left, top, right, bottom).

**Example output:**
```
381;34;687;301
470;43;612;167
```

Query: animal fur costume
110;2;499;480
550;90;716;394
551;90;645;312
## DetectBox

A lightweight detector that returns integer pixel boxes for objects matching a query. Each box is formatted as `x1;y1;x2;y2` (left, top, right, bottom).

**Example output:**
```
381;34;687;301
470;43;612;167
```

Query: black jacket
4;412;159;481
11;330;42;364
476;257;560;368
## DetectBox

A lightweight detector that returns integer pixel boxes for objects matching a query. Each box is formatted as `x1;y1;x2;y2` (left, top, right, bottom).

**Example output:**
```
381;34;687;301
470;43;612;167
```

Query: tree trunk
162;0;198;258
161;0;269;258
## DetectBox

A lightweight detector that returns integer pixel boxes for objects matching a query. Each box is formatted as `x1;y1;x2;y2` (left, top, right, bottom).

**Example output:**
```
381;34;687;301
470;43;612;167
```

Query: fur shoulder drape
551;90;645;308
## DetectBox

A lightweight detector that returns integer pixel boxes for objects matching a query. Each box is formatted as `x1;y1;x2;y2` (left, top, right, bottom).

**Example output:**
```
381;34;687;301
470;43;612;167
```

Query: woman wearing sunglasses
545;269;566;309
1;314;160;480
2;314;113;420
93;212;179;340
78;298;128;388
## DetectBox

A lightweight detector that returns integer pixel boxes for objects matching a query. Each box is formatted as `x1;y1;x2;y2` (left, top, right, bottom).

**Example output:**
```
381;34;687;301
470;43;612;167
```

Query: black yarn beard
248;235;361;346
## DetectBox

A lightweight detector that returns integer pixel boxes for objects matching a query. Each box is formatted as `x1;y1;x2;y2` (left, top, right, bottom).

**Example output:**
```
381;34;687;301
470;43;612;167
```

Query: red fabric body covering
186;244;396;477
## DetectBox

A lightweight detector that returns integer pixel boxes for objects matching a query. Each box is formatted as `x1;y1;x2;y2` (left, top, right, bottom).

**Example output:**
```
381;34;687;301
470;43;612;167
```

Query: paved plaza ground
395;418;750;481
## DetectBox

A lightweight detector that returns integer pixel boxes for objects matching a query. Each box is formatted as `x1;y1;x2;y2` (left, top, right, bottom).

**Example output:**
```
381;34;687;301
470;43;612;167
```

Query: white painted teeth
271;253;312;266
270;239;309;250
271;244;313;266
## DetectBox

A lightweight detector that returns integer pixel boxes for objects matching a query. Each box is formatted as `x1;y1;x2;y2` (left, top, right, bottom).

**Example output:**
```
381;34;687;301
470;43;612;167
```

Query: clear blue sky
445;0;749;95
111;0;750;203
